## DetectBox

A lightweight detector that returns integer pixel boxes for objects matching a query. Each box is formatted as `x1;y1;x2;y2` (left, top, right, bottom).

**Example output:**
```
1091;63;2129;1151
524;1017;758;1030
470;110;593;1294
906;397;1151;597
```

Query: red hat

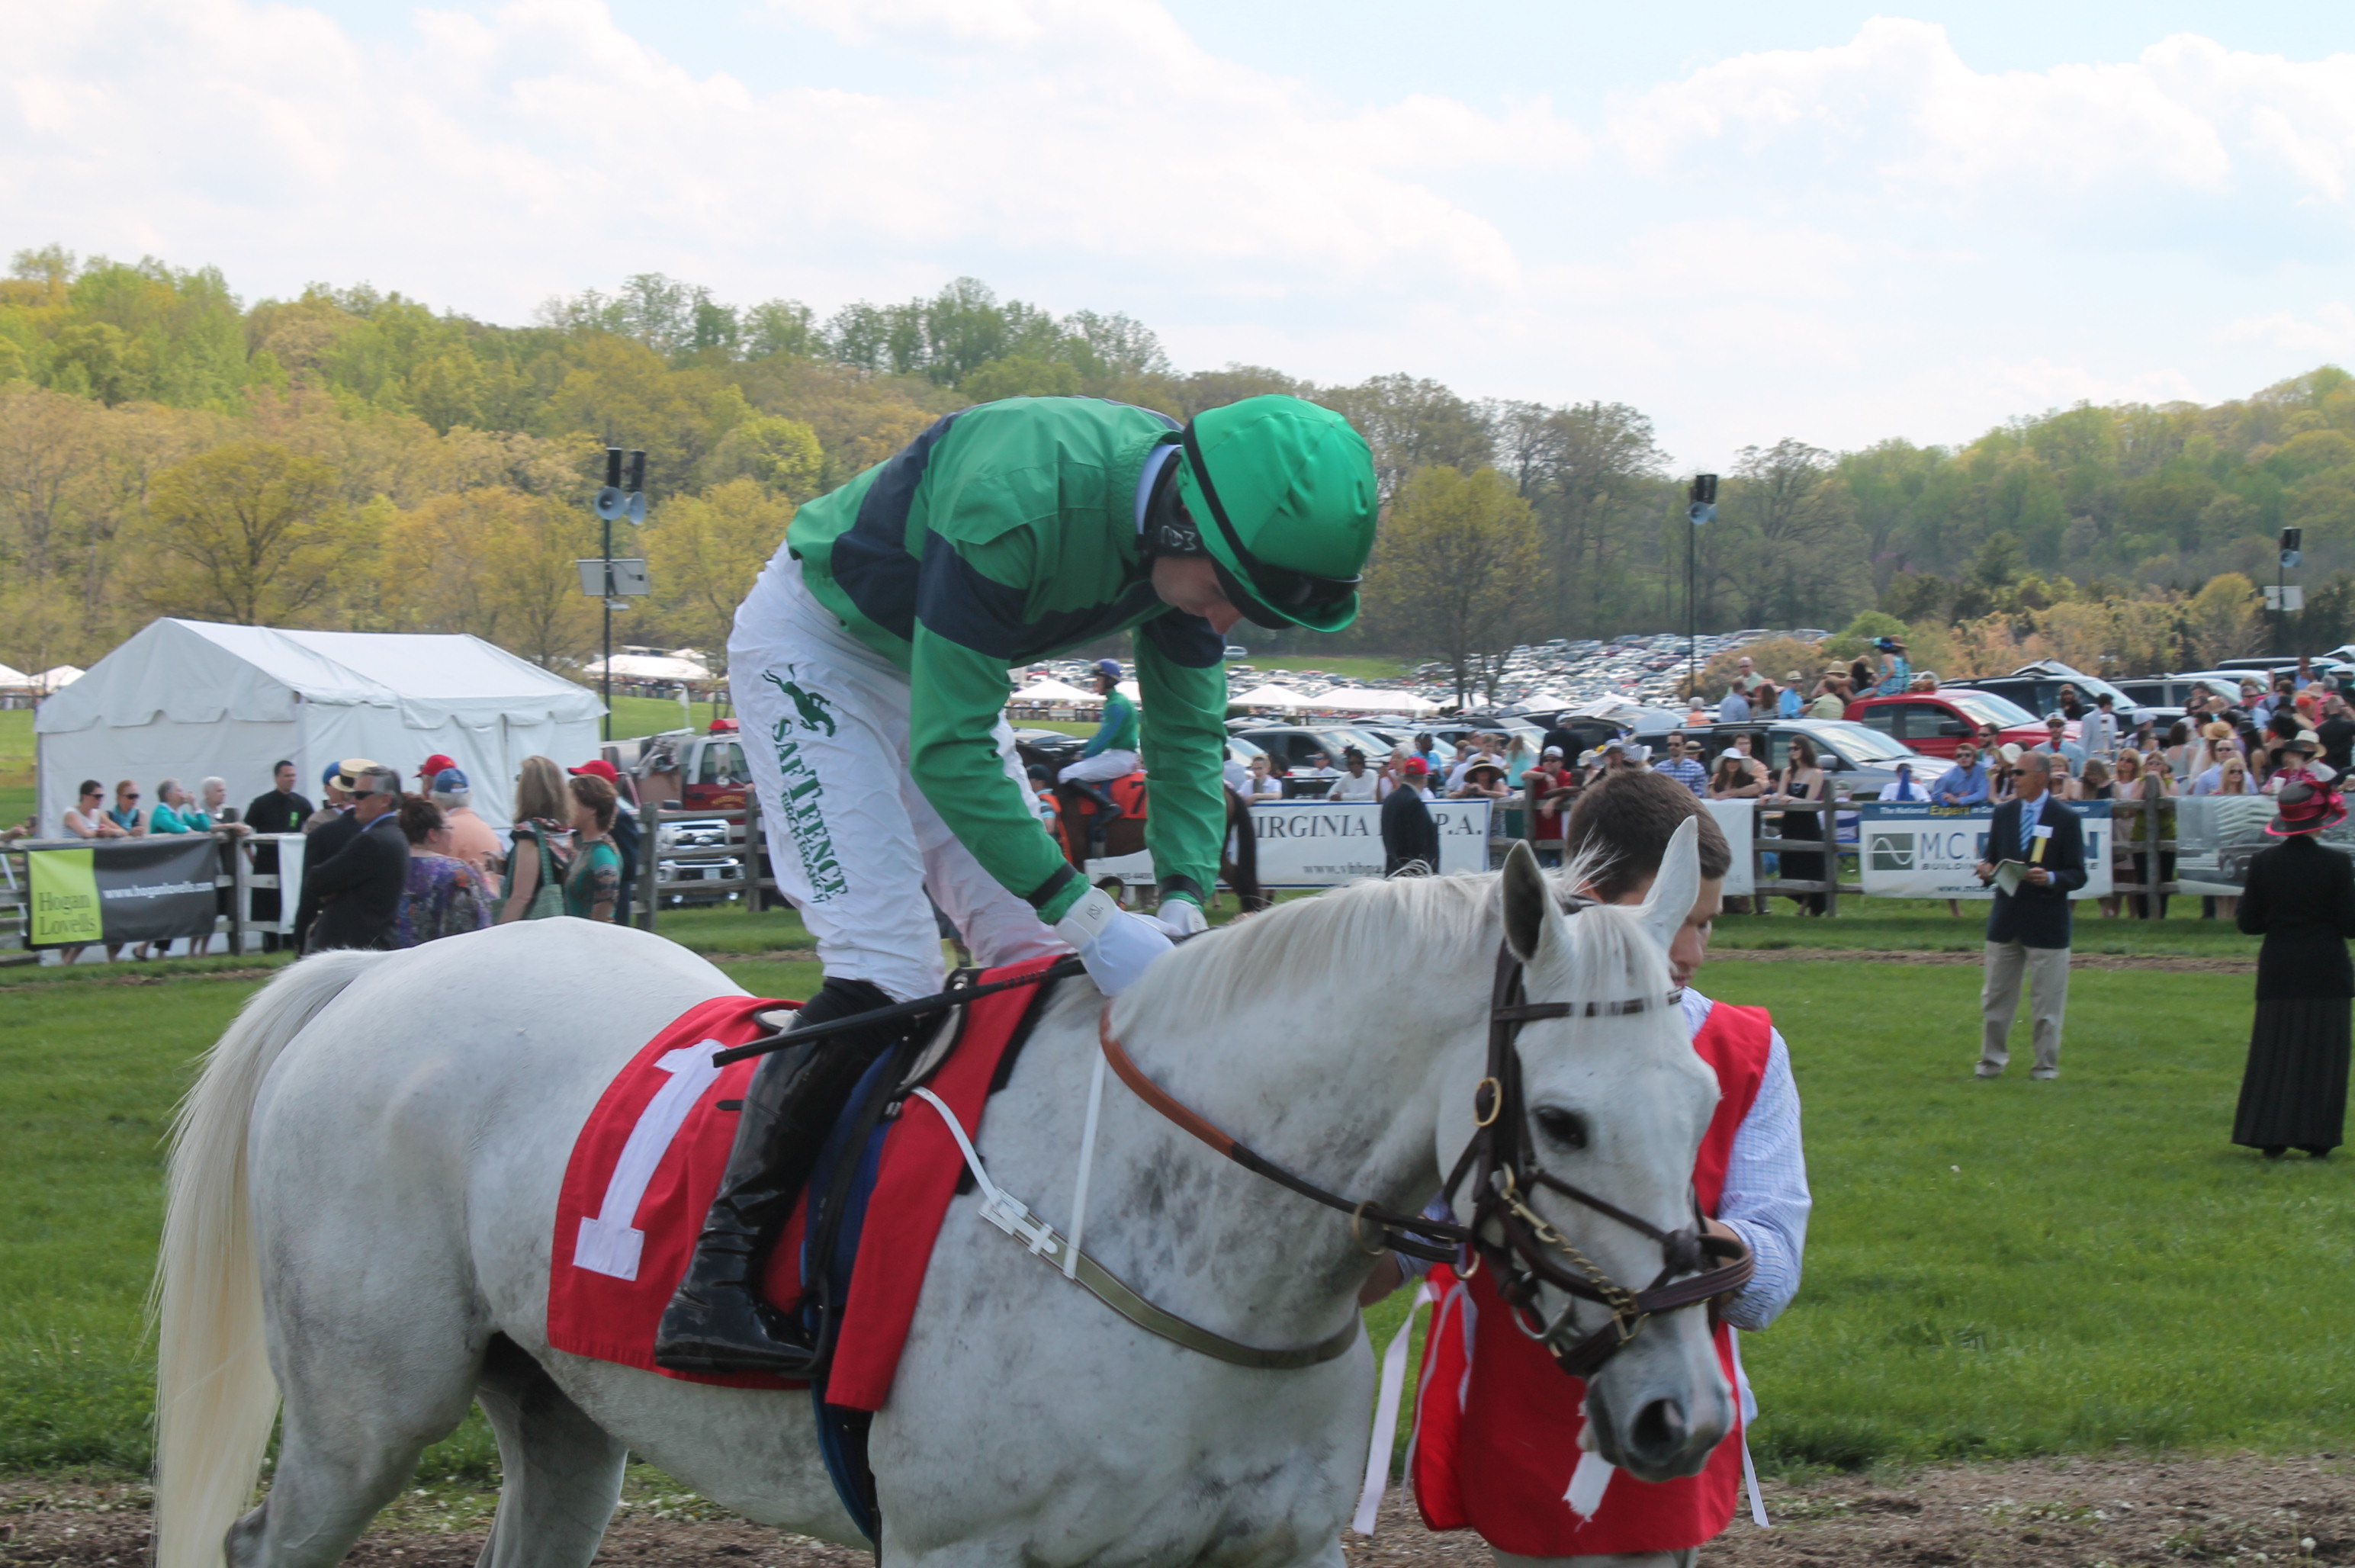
569;758;621;784
416;753;458;779
1402;757;1429;776
2269;770;2347;837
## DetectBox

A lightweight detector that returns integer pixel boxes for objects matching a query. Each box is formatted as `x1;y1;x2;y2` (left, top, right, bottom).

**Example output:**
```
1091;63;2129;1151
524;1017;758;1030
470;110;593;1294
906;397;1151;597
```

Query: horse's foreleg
472;1336;629;1568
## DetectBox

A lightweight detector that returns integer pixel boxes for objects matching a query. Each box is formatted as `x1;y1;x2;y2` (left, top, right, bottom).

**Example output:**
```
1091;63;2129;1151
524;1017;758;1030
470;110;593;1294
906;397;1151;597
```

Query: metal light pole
1686;474;1717;701
582;448;651;742
2275;526;2303;657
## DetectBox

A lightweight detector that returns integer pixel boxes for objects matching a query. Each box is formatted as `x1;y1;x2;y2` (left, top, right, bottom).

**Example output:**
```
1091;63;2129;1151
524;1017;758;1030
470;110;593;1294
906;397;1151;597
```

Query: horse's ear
1501;839;1550;964
1636;818;1702;958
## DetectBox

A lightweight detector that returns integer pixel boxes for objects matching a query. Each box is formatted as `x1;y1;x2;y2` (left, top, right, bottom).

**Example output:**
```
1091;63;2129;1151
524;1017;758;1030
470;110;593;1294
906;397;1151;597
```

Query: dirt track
11;1453;2352;1566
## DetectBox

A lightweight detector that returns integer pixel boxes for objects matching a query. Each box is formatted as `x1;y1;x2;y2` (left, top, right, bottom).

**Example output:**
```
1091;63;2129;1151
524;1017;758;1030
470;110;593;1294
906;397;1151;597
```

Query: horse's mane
1118;850;1674;1042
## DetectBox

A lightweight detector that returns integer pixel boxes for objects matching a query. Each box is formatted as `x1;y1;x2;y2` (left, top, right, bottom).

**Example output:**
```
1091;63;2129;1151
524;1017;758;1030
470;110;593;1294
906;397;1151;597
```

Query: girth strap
911;1088;1358;1371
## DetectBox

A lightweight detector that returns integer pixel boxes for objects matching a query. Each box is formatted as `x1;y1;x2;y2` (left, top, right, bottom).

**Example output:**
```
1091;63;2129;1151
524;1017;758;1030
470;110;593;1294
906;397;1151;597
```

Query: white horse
155;836;1730;1568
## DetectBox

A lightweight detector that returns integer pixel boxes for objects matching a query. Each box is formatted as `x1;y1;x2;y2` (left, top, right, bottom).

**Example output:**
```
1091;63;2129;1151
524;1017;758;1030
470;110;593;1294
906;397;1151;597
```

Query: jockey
1373;770;1810;1564
657;394;1378;1374
1060;657;1141;827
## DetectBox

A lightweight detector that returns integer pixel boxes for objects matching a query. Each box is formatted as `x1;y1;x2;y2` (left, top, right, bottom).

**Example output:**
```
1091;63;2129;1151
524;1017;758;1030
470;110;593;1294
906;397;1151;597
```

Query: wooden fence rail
0;792;2241;958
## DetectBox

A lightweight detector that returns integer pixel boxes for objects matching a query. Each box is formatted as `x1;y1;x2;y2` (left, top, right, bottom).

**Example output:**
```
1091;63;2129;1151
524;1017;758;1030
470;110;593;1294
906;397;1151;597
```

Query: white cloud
2219;304;2355;357
1605;18;2355;210
0;0;1584;318
0;2;2348;466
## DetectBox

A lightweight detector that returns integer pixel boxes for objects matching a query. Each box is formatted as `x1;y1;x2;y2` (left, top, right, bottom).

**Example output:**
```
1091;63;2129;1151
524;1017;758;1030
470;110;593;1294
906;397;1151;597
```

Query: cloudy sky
6;0;2352;468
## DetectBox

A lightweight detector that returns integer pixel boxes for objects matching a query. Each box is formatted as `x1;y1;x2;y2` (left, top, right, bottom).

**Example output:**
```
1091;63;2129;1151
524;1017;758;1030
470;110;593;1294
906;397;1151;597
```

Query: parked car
1692;718;1935;796
632;721;753;812
2112;673;2246;709
1232;725;1393;776
1946;660;2145;722
1010;727;1088;766
1845;689;2046;760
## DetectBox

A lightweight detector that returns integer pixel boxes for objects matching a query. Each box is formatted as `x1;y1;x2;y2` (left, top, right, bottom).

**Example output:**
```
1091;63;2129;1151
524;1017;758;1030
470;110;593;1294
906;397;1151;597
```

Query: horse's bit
1098;937;1754;1382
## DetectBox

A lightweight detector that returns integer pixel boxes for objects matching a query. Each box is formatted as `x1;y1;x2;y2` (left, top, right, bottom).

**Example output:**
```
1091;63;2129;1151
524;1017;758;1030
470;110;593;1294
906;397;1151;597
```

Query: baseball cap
416;753;458;780
1402;757;1428;776
569;759;622;784
431;766;470;793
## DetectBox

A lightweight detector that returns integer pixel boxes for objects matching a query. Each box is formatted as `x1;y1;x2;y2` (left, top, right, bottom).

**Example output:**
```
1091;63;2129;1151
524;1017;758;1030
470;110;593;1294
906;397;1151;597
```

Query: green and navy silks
1081;689;1140;758
786;397;1226;921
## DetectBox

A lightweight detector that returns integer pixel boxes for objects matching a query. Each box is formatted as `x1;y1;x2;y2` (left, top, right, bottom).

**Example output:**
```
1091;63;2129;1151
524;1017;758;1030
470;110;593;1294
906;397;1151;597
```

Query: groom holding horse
1379;770;1811;1565
658;393;1379;1373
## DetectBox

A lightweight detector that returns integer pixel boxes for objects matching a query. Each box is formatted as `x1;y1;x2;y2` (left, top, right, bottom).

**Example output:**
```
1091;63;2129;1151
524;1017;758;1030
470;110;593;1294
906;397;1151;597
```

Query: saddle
1060;769;1149;856
547;961;1068;1540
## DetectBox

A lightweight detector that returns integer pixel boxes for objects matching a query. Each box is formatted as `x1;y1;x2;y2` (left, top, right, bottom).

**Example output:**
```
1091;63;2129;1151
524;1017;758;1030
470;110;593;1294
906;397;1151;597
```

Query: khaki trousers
1980;940;2070;1077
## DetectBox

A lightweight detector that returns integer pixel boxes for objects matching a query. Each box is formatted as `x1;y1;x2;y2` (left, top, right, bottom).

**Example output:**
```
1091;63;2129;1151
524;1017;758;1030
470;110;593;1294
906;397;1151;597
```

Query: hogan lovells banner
27;837;221;948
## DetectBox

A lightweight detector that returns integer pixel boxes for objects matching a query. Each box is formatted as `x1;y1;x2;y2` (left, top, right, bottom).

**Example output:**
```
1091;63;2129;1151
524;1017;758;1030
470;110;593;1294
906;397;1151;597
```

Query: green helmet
1171;395;1377;633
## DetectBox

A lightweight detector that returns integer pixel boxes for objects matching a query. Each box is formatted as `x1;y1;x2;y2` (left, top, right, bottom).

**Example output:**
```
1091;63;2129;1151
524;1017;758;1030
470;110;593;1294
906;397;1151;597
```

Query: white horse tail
151;950;388;1568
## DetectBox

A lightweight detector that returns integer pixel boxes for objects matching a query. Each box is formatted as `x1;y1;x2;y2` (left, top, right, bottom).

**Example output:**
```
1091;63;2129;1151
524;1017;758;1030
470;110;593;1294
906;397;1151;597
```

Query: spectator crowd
47;750;642;959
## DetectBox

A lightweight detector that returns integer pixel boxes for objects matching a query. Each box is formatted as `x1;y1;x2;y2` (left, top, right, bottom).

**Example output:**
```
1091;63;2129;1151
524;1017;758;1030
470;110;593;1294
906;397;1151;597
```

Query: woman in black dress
1774;735;1827;915
2233;771;2355;1158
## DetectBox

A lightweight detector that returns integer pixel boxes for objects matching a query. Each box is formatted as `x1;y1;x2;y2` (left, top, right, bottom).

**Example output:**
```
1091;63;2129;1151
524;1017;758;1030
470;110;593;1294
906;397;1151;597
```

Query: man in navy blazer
1973;750;2087;1078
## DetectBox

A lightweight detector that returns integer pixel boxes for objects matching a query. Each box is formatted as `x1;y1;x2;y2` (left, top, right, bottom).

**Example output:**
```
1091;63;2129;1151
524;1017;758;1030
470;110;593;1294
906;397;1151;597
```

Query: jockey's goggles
1179;425;1361;631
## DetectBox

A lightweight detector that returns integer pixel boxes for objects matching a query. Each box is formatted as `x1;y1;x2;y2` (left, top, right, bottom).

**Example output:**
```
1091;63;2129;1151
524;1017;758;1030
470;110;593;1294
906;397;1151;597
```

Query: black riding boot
1072;779;1126;821
653;976;896;1374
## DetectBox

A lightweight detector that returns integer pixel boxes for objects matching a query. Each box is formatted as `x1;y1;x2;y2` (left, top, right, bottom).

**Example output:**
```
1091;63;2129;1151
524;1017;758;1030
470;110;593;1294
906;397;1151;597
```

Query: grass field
5;910;2349;1483
1233;654;1409;682
0;706;31;828
1714;892;2257;957
601;692;726;741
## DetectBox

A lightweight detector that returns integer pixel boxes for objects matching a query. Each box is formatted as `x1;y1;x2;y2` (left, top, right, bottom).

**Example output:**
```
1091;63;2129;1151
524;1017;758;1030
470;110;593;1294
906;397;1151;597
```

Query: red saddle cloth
545;957;1059;1409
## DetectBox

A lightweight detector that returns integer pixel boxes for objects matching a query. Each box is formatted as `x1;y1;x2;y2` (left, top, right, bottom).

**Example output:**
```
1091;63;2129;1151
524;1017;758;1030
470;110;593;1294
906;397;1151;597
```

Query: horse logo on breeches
763;670;837;737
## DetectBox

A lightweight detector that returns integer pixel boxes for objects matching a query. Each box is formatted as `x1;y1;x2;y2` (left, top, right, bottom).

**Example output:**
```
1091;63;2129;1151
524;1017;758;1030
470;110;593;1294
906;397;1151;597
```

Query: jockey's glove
1052;885;1174;996
1156;895;1208;938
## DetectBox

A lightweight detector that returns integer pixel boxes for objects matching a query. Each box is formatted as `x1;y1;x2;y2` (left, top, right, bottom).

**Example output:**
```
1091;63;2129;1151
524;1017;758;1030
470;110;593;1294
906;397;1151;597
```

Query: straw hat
1997;743;2024;766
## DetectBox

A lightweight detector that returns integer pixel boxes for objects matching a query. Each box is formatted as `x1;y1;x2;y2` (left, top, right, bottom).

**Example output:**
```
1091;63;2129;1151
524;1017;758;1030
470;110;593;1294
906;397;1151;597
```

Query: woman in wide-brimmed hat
2232;767;2355;1158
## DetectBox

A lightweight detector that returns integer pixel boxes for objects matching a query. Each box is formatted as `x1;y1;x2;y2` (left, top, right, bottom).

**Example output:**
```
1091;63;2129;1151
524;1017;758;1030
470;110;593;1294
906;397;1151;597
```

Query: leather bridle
1098;931;1753;1384
1451;943;1753;1379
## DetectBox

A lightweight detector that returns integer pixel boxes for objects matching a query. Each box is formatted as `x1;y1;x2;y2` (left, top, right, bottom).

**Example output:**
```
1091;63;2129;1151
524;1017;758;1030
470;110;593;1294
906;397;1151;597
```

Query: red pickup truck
1845;690;2050;760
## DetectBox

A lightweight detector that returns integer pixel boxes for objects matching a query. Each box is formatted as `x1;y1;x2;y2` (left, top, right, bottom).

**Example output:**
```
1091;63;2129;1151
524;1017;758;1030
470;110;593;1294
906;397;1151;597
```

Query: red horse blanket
545;957;1059;1410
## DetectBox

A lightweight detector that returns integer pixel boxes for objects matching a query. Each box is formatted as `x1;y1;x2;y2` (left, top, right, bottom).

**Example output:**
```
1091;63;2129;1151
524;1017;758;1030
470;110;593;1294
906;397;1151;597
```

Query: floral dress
396;853;496;946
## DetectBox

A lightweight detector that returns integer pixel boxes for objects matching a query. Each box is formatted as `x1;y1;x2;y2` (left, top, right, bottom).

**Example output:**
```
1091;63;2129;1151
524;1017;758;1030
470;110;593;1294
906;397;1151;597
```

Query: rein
715;921;1749;1383
1099;939;1752;1383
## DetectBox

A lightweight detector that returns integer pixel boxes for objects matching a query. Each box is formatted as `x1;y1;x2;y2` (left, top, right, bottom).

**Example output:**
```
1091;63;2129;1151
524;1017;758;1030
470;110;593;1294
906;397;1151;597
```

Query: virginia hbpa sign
1078;797;1496;888
1247;798;1492;885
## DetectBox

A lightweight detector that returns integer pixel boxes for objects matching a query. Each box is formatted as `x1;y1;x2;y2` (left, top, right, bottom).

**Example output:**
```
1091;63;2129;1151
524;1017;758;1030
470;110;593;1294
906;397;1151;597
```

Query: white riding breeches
729;559;1067;1002
1058;750;1139;785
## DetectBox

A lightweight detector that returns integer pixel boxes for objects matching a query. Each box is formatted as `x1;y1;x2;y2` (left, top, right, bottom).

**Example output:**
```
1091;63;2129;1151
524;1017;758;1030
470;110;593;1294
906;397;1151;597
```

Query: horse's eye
1534;1107;1588;1151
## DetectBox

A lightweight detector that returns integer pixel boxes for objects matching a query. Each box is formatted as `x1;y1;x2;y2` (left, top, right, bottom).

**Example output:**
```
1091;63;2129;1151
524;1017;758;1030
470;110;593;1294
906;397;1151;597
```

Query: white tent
0;660;31;693
583;651;714;684
36;619;604;834
1229;683;1311;711
35;665;85;694
1311;687;1441;714
1115;679;1143;704
1010;677;1100;705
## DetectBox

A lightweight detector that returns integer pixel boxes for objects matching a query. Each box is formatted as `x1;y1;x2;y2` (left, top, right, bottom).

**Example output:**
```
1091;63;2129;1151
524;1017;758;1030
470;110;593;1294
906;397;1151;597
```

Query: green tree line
2;243;2352;687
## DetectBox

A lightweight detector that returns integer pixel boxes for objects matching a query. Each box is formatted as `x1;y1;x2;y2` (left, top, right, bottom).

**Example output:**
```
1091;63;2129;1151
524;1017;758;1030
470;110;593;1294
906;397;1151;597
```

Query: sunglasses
1180;426;1358;628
